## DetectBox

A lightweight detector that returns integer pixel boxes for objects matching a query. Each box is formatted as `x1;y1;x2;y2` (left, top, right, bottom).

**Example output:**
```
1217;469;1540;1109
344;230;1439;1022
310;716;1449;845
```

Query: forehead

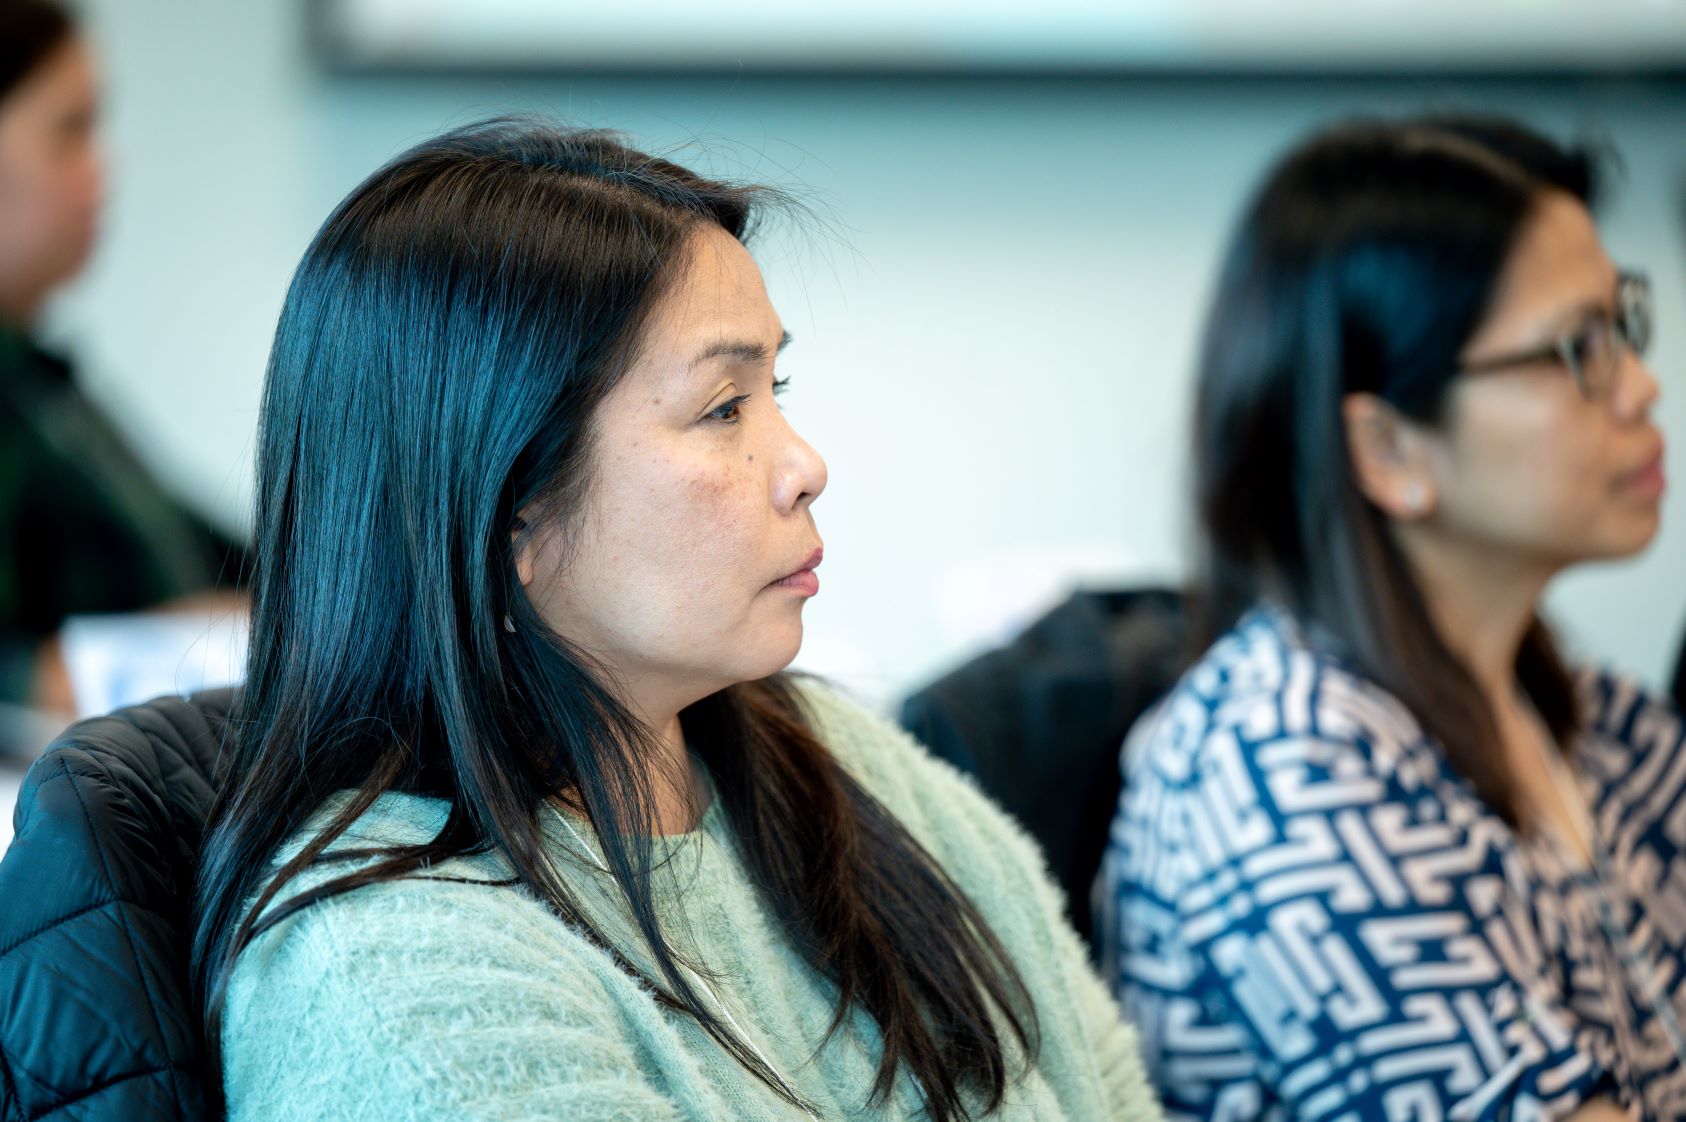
1486;191;1615;324
8;36;94;108
634;225;778;366
0;38;95;149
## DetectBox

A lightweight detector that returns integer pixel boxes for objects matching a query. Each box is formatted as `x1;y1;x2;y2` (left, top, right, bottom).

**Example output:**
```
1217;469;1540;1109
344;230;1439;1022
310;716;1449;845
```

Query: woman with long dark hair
192;119;1159;1121
1100;115;1671;1119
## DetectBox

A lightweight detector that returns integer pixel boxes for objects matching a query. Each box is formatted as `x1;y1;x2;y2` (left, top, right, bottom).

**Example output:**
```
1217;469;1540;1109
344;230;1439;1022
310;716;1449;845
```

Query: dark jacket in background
899;587;1187;957
0;327;246;704
0;690;232;1122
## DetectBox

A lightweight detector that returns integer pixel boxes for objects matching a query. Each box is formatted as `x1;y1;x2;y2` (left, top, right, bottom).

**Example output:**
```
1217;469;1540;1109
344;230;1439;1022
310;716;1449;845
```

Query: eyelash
706;394;751;424
706;378;791;425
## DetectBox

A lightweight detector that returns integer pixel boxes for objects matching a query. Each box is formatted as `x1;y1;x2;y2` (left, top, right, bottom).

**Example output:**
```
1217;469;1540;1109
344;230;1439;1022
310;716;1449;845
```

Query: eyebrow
1518;297;1614;348
688;330;792;369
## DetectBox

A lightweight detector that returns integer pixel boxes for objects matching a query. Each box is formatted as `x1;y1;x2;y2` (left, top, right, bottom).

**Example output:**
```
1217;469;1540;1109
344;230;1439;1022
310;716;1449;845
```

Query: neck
1394;527;1554;700
0;284;43;332
617;675;711;836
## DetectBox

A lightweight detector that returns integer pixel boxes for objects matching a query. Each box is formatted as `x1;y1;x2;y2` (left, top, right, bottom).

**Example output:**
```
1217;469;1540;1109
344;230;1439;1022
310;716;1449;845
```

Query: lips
771;547;823;596
1621;441;1667;499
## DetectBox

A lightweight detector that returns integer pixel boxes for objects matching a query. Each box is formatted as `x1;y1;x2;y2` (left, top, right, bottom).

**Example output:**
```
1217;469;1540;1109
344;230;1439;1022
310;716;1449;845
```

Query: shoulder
1107;610;1487;928
1573;666;1686;831
793;677;1045;864
1576;665;1682;760
230;792;601;996
1125;610;1434;797
794;677;1017;834
222;796;659;1119
791;677;932;798
255;790;498;905
224;791;639;1055
790;680;1153;1110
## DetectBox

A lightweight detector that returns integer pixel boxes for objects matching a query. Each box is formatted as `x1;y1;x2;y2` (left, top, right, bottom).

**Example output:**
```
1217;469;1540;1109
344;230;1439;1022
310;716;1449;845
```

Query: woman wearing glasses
1099;116;1670;1120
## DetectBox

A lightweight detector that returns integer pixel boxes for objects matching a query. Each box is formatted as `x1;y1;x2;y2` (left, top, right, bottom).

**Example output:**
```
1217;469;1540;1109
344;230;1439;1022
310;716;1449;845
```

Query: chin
1576;511;1662;561
1619;504;1663;553
734;624;805;683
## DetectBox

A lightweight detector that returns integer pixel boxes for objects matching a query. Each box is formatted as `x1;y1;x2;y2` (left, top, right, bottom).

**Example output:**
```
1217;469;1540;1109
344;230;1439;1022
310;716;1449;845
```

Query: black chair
899;588;1188;959
0;690;233;1122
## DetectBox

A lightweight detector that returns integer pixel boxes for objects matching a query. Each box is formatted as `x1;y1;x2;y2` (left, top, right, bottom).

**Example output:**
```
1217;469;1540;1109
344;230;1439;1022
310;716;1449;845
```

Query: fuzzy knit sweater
221;683;1162;1121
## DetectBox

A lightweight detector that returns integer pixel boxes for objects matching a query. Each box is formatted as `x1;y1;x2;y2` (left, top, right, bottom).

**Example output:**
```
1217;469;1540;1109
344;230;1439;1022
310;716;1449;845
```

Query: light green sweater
222;683;1162;1121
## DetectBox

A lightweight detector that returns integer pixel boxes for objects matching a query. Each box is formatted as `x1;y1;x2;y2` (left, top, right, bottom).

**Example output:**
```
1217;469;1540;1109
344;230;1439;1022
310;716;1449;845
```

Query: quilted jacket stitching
0;897;118;961
1;1036;19;1122
59;757;188;1119
110;706;221;839
24;1064;184;1122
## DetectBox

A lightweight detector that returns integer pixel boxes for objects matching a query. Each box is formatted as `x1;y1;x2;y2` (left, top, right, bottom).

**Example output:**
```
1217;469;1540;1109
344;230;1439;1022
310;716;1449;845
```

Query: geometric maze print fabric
1100;609;1686;1120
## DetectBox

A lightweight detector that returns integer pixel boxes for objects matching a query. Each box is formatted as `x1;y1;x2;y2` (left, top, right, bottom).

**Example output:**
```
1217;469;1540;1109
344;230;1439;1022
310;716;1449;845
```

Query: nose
1612;346;1661;423
771;415;827;515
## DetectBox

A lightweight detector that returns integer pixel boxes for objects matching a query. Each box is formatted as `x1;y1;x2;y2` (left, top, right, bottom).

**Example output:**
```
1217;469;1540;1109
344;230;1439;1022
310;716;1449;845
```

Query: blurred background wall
48;0;1686;706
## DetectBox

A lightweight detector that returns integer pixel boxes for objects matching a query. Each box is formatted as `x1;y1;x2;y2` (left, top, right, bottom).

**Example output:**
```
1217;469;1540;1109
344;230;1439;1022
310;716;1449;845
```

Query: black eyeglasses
1460;272;1653;402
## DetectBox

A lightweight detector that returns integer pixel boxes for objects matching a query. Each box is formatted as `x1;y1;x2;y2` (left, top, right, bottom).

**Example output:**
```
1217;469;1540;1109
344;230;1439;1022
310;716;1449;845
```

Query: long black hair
1193;114;1603;825
0;0;74;104
191;118;1036;1120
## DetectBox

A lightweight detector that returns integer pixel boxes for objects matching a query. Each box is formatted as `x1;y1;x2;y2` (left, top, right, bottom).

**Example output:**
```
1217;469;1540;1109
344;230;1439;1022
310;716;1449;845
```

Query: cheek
46;155;99;236
0;158;88;270
589;452;763;621
58;143;102;214
1439;394;1623;549
0;130;49;208
651;463;770;622
539;428;804;685
677;461;757;546
0;163;34;242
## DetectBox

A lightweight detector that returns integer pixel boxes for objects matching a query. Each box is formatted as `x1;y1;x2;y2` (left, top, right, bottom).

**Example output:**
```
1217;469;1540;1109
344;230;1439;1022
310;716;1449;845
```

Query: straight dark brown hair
0;0;75;103
1193;114;1604;826
192;118;1036;1120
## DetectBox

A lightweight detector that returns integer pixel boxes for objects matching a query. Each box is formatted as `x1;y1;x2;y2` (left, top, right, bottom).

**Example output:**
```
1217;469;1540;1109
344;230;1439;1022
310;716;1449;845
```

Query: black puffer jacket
0;692;232;1122
899;588;1188;956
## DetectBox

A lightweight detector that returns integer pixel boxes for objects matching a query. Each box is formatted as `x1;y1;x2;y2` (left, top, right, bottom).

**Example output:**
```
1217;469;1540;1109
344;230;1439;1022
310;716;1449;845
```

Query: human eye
1570;318;1615;367
771;376;790;403
705;394;751;424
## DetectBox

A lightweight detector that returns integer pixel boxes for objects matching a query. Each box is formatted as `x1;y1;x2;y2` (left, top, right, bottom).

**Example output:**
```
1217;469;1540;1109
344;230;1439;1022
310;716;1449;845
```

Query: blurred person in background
192;119;1160;1121
0;0;246;728
1101;115;1673;1120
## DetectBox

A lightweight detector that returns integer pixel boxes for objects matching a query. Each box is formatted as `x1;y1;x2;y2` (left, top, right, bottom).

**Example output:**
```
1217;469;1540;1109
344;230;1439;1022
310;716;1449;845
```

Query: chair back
0;690;235;1122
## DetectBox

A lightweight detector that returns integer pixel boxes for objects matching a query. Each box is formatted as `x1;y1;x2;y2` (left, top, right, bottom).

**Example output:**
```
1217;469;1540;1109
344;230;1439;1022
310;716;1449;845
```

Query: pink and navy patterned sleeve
1098;620;1614;1121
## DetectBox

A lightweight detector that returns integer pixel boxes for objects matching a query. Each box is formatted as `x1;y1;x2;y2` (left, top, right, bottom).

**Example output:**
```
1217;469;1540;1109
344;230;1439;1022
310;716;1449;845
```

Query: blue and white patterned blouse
1098;608;1686;1121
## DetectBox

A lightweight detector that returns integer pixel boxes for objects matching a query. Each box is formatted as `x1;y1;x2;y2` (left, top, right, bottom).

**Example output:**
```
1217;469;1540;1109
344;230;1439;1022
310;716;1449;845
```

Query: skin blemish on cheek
747;454;754;463
683;469;734;500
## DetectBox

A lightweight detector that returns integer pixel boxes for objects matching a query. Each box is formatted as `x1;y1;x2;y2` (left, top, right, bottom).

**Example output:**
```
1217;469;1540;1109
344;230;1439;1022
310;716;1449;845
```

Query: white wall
54;0;1686;708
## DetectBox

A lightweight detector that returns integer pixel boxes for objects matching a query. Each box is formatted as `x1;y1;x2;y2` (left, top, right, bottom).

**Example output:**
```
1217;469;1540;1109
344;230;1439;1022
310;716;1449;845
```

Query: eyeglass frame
1459;271;1653;402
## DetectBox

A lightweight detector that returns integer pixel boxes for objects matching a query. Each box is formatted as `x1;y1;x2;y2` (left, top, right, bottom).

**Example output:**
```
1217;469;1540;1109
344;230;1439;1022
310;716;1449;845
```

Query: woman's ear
1342;392;1438;521
511;514;536;588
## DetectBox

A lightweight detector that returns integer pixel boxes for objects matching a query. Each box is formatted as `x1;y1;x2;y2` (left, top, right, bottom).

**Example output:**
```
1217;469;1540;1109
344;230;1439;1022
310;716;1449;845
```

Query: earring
1402;481;1427;515
503;613;517;634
